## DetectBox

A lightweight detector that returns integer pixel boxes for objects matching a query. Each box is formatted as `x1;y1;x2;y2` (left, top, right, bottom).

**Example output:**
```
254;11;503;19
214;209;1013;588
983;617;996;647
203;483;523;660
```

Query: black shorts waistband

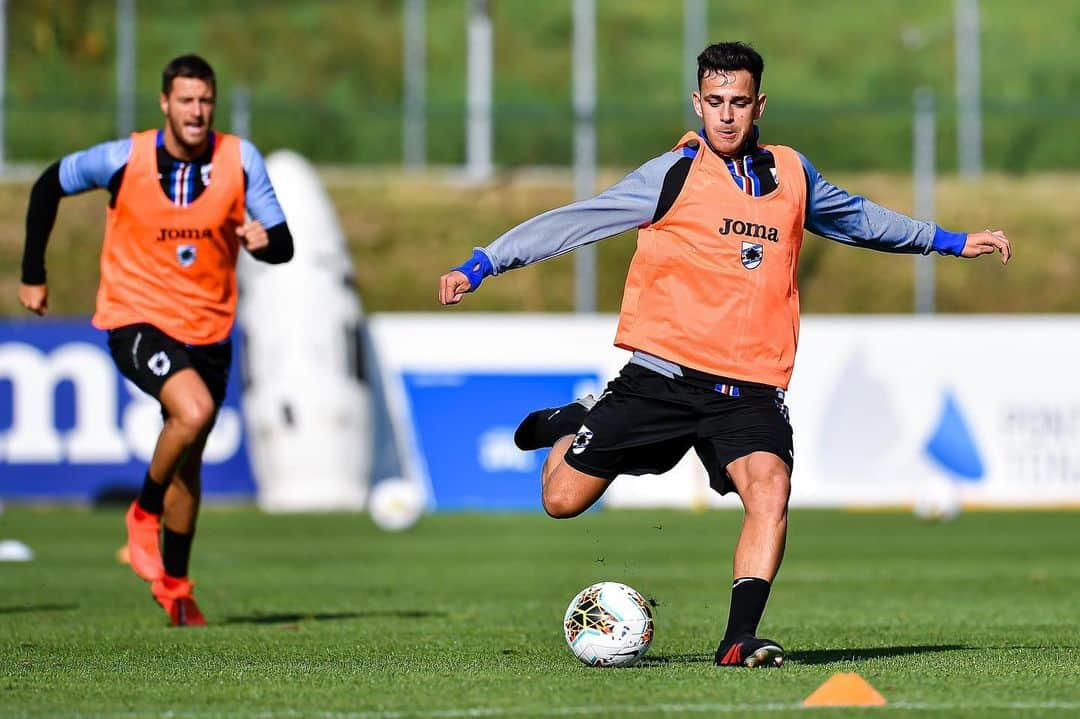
629;352;784;399
677;366;782;398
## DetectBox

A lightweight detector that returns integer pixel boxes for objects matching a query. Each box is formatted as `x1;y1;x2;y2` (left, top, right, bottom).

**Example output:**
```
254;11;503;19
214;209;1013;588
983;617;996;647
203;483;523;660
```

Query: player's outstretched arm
800;152;1012;263
959;229;1011;264
439;151;678;307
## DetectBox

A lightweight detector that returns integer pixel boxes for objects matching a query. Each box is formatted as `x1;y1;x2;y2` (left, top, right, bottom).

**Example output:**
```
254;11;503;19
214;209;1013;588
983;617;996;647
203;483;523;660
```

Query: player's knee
542;487;586;519
743;468;791;520
170;396;216;439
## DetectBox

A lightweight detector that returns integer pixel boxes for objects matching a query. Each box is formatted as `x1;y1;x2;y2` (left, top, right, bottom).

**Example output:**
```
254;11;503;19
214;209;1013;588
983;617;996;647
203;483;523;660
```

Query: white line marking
326;702;1080;719
52;700;1080;719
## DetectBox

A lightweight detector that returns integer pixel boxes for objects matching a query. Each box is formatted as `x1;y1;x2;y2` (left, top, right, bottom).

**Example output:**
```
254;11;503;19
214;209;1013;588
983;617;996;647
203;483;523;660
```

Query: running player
18;54;293;626
439;42;1010;667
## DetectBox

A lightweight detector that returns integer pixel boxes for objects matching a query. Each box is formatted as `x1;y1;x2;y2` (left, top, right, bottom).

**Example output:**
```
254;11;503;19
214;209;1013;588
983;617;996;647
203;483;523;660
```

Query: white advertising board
788;316;1080;508
369;314;1080;509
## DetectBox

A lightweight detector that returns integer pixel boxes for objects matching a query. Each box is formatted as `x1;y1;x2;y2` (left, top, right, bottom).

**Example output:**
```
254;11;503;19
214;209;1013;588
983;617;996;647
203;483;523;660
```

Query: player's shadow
0;603;79;615
788;644;967;665
638;644;967;667
223;609;447;625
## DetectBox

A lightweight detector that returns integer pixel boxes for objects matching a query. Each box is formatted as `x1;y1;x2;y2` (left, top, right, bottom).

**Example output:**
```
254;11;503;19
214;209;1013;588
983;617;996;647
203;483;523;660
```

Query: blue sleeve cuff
451;248;494;292
932;227;967;256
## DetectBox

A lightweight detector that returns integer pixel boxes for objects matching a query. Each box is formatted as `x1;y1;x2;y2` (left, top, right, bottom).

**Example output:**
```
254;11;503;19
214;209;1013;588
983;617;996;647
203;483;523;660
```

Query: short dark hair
697;42;764;93
161;54;216;95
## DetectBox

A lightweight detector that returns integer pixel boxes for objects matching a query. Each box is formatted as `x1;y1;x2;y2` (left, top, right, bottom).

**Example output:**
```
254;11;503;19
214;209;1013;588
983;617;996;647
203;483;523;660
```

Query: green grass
1;507;1077;718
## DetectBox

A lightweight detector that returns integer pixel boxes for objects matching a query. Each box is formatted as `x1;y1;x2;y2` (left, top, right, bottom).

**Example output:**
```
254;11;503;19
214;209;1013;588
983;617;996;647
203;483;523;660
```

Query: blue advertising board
2;319;607;510
0;320;254;501
401;371;602;510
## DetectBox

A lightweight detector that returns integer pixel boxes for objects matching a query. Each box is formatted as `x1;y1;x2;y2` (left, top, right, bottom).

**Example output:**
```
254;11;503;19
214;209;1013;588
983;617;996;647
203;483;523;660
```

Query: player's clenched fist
439;270;472;306
237;220;268;253
18;283;48;316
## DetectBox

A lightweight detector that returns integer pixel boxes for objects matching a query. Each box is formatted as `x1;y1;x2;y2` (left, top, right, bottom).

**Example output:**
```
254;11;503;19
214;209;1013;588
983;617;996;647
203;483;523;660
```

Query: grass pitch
1;507;1077;718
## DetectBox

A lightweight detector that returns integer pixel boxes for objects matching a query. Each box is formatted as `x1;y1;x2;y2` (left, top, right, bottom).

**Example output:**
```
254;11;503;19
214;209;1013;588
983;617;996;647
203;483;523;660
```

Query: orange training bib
614;131;807;389
92;129;245;345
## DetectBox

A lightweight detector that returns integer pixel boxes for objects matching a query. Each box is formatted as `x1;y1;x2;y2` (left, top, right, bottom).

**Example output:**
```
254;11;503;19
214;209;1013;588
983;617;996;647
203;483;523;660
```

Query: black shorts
563;363;793;495
106;323;232;409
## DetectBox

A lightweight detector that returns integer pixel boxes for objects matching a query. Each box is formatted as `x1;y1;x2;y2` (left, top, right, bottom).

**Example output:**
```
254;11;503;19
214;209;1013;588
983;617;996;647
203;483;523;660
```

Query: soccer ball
563;581;654;667
368;477;425;532
913;477;961;522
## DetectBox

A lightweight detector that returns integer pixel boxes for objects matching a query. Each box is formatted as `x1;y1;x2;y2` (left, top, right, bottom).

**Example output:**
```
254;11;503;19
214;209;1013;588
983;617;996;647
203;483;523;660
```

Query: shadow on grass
788;644;967;665
0;603;79;615
638;645;967;667
223;609;447;625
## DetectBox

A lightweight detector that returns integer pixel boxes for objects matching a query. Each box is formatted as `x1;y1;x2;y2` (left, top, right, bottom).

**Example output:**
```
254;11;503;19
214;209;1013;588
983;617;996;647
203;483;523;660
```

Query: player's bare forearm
960;229;1011;264
438;270;472;306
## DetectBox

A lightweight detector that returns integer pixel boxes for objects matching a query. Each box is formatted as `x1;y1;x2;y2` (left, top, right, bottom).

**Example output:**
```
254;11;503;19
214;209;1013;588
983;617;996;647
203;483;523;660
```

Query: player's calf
540;437;613;518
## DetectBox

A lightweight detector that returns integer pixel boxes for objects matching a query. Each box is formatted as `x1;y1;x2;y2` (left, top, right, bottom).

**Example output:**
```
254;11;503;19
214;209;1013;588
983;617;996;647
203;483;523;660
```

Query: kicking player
18;54;293;626
439;42;1011;667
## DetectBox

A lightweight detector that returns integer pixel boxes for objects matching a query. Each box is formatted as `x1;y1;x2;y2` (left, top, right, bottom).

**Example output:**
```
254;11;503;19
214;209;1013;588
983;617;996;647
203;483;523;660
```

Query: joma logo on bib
718;217;779;242
157;227;213;242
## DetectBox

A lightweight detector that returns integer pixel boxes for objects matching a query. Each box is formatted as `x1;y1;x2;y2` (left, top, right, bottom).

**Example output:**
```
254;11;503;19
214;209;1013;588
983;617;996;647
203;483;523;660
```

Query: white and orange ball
563;581;654;667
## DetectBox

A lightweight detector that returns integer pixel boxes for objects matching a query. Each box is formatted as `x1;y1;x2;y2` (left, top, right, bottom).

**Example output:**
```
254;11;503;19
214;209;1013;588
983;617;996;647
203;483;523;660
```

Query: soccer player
17;54;293;626
439;42;1011;667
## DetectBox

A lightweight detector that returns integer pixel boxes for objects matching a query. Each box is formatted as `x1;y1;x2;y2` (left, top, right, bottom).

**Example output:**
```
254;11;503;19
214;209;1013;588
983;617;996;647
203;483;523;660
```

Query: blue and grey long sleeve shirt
454;128;967;289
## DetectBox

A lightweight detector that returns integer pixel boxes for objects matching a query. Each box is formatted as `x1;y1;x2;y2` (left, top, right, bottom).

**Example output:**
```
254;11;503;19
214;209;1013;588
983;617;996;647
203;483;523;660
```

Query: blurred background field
3;0;1078;316
6;0;1079;171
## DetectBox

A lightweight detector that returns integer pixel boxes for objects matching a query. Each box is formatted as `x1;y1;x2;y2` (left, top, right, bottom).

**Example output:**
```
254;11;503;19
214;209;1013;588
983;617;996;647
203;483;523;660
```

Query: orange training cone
802;672;887;707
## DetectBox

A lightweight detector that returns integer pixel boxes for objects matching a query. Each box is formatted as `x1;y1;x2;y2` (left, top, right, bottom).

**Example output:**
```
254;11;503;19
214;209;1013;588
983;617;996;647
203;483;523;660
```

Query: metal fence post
232;86;250;140
955;0;983;178
465;0;493;182
0;0;7;175
116;0;136;136
683;0;706;129
573;0;597;313
914;87;936;314
403;0;426;168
